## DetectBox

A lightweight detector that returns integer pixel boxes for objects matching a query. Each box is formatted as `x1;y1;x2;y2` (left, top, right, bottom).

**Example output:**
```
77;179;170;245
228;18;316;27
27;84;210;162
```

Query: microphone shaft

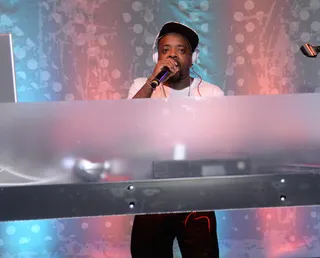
150;68;171;88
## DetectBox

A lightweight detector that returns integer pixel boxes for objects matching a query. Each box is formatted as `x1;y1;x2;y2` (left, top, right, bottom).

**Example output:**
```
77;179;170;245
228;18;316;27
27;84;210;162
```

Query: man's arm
127;78;154;99
128;59;179;99
131;78;154;99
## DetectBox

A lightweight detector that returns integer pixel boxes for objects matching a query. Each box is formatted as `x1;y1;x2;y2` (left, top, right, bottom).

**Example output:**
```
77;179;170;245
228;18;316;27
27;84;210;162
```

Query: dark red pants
130;211;219;258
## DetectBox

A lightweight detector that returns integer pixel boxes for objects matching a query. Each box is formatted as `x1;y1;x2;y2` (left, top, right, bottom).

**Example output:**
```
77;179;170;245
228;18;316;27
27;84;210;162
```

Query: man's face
157;33;193;83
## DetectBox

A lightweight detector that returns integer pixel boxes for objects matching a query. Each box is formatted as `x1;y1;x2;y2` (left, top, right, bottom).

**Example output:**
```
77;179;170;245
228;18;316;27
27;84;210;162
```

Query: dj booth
0;93;320;222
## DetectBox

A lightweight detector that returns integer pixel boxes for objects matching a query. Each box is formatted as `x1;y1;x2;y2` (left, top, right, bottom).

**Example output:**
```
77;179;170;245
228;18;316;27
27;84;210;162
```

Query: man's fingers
164;60;180;73
167;59;179;68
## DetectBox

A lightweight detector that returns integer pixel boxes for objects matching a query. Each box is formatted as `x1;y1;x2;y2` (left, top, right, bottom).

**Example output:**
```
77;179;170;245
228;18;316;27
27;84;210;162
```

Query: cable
184;212;211;233
0;166;70;185
191;67;203;97
0;177;69;187
0;166;62;182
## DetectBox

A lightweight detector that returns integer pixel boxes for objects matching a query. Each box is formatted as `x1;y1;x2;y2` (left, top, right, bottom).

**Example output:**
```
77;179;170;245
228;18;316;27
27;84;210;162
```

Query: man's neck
164;76;193;90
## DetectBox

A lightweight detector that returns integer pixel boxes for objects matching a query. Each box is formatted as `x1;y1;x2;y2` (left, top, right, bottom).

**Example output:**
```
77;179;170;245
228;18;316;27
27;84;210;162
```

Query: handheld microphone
300;43;320;58
150;67;171;88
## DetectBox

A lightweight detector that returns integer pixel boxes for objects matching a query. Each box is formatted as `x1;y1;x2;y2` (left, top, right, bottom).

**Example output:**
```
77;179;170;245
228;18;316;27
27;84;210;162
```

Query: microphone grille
300;43;318;58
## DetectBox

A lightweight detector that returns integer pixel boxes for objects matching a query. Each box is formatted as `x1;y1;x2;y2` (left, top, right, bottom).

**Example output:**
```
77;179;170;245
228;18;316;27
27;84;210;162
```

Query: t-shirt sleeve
127;78;147;99
198;80;225;97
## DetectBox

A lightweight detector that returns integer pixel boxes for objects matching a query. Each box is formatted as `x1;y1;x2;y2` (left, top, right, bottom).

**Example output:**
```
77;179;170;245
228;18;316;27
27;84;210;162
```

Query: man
128;22;224;258
128;22;224;99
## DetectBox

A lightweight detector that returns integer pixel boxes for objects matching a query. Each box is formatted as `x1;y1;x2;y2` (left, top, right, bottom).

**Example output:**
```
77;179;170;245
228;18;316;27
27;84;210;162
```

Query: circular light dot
86;24;97;34
113;93;122;100
226;67;234;76
98;37;107;46
62;23;74;35
222;216;226;220
14;46;26;60
100;81;111;90
81;222;88;230
19;237;29;244
234;12;244;22
52;13;62;23
74;13;85;24
244;215;249;220
132;1;143;12
237;78;244;87
136;47;144;56
270;88;279;95
75;34;86;46
65;94;75;101
256;11;264;20
44;236;52;241
143;70;150;77
246;44;254;54
236;56;245;65
179;1;188;11
31;224;40;233
87;47;100;57
27;59;38;70
144;12;154;23
300;32;311;42
256;227;261;231
105;221;112;228
146;57;154;67
281;179;285;183
227;45;233;54
245;22;255;32
300;10;310;20
227;90;235;96
6;226;16;236
129;202;135;209
234;227;238;231
99;58;109;68
290;43;300;53
280;195;286;202
190;12;199;21
201;23;209;33
266;214;272;220
311;21;320;31
235;33;244;43
112;69;121;79
40;70;51;81
145;36;154;45
200;1;209;11
310;0;320;9
52;82;62;92
290;21;299;32
133;24;143;34
244;0;255;10
122;13;131;23
128;185;135;191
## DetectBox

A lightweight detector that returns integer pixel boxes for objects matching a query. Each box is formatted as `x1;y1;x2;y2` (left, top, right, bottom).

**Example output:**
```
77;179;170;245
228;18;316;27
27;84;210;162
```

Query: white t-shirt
127;77;224;99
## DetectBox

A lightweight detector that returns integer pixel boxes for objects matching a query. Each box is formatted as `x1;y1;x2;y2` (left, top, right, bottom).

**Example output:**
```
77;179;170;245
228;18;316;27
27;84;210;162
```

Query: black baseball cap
156;22;199;53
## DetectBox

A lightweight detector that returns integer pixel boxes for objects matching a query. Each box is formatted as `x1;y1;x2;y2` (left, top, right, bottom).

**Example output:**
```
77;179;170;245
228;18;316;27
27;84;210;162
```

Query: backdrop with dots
1;0;320;102
1;0;320;257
